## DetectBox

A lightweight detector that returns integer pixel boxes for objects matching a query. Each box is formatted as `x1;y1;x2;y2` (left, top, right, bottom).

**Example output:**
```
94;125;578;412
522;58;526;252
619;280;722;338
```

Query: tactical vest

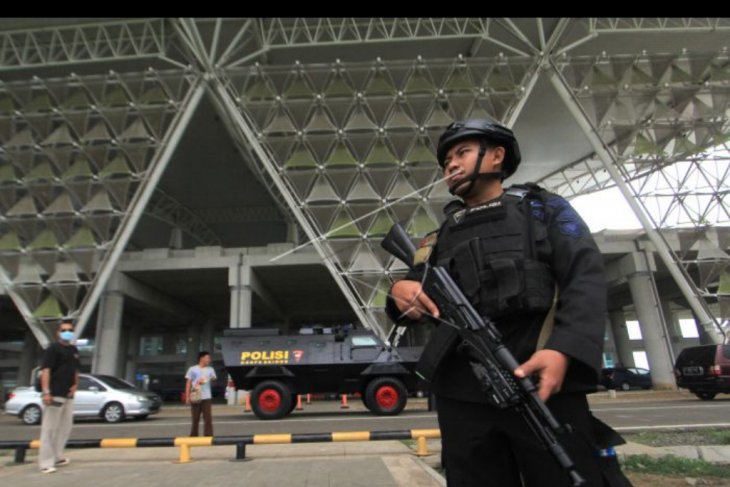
433;185;555;319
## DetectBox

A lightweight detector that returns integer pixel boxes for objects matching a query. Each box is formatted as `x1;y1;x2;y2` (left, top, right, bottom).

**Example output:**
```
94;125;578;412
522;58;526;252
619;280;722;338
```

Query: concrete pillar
201;321;215;354
124;326;140;384
627;271;676;389
229;260;252;328
17;331;39;386
287;222;300;246
661;300;684;359
93;290;125;375
186;324;201;367
608;310;633;368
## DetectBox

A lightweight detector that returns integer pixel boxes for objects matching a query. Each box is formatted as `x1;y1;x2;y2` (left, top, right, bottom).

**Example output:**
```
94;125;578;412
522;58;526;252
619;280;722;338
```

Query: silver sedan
4;374;162;425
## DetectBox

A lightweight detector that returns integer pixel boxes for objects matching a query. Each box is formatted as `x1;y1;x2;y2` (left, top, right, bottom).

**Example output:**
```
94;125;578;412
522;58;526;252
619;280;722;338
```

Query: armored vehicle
221;327;423;419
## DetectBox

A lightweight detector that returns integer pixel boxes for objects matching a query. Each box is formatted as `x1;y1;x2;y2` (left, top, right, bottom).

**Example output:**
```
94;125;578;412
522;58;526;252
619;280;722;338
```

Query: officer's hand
514;349;570;402
42;393;52;406
391;280;440;320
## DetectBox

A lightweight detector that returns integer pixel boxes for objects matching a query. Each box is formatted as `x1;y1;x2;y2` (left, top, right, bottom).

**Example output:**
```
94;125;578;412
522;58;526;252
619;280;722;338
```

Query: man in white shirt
185;351;217;436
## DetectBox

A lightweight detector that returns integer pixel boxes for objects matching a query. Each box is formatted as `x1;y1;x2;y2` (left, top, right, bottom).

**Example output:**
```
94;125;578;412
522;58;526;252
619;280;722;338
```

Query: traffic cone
340;394;349;409
244;393;251;412
296;394;303;411
306;393;311;404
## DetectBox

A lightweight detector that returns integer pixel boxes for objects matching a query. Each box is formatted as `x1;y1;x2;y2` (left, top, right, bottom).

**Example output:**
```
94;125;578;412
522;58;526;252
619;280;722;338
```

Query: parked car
600;367;653;391
4;374;162;425
674;344;730;400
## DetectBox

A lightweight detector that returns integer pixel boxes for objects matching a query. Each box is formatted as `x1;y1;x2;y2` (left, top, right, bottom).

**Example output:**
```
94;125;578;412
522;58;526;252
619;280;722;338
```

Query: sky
571;187;642;232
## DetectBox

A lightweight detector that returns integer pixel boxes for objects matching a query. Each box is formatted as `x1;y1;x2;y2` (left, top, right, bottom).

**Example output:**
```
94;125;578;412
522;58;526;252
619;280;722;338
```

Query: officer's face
443;140;505;196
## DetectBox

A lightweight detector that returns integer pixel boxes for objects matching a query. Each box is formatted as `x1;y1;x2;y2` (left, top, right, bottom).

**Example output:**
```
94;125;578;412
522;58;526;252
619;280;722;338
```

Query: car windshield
95;375;135;390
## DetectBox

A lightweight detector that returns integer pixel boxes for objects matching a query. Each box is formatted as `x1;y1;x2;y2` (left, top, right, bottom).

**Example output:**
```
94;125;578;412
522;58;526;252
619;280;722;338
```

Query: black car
674;345;730;400
600;367;653;391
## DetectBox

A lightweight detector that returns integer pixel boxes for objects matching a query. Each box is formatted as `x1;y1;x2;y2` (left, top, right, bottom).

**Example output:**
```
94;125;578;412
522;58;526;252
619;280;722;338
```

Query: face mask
60;331;74;342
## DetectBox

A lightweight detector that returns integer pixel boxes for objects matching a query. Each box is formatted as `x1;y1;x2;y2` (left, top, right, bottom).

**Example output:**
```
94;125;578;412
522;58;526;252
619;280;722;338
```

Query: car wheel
251;380;291;420
620;382;631;391
695;392;717;401
21;404;42;425
364;377;407;416
102;402;126;423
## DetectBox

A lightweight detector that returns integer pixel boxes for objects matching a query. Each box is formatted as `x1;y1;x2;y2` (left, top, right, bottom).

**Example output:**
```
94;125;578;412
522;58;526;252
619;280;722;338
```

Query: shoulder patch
414;232;437;265
547;196;586;238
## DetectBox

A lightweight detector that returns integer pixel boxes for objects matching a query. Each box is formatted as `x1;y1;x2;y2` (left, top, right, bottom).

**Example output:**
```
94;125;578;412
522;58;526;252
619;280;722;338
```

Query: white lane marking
615;423;730;431
591;404;730;412
64;412;439;429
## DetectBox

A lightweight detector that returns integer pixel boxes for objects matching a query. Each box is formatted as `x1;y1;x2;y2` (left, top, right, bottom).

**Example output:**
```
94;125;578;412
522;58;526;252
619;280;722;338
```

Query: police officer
387;119;632;486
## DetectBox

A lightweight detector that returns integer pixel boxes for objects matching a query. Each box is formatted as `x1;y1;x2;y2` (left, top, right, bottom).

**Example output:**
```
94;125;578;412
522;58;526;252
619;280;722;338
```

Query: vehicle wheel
21;404;42;425
251;380;291;420
620;382;631;391
695;392;717;401
287;391;299;414
102;402;126;423
364;377;407;416
361;393;371;410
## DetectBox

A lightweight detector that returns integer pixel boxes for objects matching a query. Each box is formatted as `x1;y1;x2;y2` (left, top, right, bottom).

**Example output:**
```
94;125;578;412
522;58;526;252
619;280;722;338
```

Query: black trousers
190;399;213;437
437;393;629;487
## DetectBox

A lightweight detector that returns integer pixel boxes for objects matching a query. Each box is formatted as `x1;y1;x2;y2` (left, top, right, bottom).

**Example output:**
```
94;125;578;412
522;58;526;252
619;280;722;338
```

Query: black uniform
387;184;631;487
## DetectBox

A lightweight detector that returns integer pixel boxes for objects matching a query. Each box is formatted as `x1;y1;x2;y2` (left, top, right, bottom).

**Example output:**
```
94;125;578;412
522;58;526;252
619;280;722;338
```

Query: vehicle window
351;336;378;347
636;368;649;375
677;346;717;364
77;376;95;391
94;375;133;390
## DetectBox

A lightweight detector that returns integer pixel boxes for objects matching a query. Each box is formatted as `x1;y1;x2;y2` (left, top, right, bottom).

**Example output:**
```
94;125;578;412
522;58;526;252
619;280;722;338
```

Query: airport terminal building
0;18;728;397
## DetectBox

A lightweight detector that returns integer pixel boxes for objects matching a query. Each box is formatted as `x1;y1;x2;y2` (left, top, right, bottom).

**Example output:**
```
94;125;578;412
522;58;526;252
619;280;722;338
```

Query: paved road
3;394;730;442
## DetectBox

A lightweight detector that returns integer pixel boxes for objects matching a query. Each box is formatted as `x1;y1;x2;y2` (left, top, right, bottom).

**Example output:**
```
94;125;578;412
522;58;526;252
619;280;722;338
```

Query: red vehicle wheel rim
259;389;281;412
375;386;398;409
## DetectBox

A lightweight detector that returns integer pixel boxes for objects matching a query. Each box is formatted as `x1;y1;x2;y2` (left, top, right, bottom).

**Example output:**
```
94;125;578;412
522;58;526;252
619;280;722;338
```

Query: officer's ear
491;146;506;164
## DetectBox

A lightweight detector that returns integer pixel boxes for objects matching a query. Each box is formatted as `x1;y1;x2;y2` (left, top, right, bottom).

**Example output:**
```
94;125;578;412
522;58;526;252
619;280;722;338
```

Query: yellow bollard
415;436;431;456
176;443;192;463
296;394;303;411
340;394;349;409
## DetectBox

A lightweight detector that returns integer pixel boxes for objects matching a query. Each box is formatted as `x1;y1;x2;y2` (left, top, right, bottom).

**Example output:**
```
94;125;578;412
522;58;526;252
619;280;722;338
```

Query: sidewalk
0;441;446;487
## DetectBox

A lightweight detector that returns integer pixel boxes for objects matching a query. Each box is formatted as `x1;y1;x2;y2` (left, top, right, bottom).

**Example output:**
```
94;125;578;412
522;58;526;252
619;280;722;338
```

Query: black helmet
436;119;521;179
